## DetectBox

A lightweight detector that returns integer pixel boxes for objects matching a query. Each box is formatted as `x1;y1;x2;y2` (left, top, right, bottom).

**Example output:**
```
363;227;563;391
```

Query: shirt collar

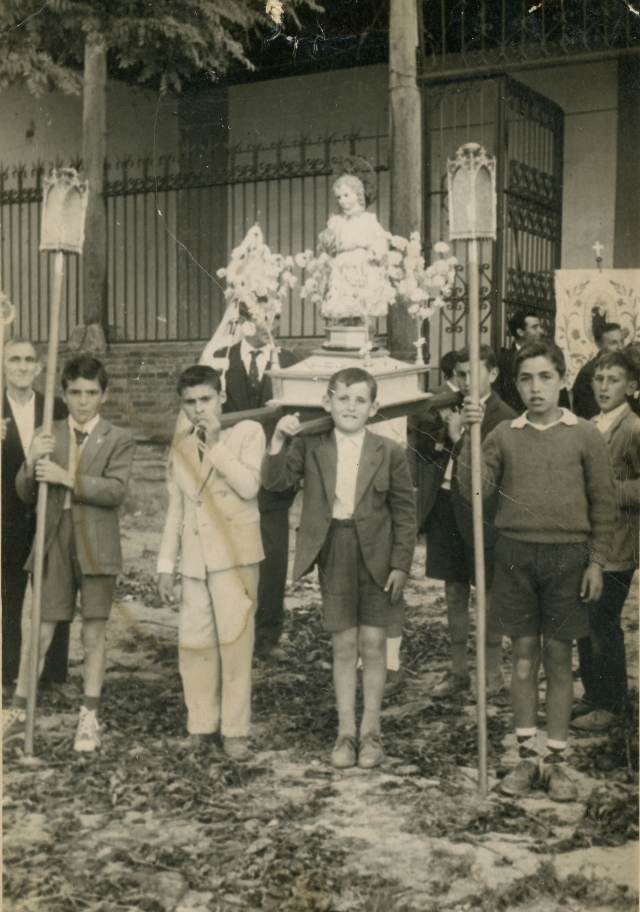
593;401;630;433
334;428;366;447
446;380;459;393
511;408;578;431
68;414;100;436
6;390;35;408
240;338;268;361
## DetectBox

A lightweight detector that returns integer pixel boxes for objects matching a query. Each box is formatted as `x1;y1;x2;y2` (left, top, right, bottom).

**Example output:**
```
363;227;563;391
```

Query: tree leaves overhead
0;0;321;95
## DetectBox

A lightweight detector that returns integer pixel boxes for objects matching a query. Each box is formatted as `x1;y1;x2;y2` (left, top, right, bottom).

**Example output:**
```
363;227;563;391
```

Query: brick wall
53;339;316;443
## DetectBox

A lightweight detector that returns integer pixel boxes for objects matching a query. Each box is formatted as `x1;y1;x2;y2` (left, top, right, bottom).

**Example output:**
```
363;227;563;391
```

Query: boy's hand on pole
580;562;603;602
461;396;484;426
34;460;73;488
158;573;176;606
27;432;55;468
445;410;464;443
384;569;408;602
271;413;300;452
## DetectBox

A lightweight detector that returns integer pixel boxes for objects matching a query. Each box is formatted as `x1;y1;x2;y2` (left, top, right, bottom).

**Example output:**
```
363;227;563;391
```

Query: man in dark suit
572;322;624;419
420;346;515;699
204;310;298;658
495;310;545;413
2;337;69;687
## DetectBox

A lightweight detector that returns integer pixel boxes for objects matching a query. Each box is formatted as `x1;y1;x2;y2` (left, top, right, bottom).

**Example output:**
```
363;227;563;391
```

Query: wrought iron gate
424;75;563;359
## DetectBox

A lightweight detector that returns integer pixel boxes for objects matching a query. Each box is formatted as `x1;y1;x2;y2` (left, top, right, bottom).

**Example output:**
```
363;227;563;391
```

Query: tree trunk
80;34;108;352
388;0;423;361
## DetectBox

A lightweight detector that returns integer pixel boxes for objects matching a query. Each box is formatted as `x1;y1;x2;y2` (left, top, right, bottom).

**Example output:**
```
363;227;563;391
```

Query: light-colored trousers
179;564;258;737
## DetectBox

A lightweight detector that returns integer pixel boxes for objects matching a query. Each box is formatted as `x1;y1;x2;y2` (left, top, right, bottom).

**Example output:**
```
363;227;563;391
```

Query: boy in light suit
157;366;265;762
263;368;416;770
4;355;134;752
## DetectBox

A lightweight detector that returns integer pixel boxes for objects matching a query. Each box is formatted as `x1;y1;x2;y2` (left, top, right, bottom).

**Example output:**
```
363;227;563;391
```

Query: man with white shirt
209;308;298;659
1;338;68;688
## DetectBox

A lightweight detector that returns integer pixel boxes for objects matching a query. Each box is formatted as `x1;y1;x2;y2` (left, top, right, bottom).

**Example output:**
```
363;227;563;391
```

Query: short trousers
41;511;115;622
490;536;589;641
425;489;494;587
317;520;404;635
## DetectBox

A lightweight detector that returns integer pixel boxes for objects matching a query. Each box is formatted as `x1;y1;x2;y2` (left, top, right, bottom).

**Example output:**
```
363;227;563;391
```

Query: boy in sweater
459;341;616;802
573;351;640;732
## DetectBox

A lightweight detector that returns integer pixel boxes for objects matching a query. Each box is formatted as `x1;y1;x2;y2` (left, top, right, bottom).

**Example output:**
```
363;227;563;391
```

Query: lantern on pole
25;168;88;756
447;143;497;798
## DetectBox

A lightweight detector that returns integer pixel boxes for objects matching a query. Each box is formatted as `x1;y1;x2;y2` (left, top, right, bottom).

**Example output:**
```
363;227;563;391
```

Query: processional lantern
25;168;88;757
447;142;497;799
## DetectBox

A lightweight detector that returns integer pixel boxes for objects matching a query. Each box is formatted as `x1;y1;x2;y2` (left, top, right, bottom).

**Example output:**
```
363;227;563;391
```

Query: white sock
386;636;401;672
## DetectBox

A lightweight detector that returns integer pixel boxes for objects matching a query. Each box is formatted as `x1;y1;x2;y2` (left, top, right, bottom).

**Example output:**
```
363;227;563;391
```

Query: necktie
247;350;261;407
74;428;89;446
196;427;206;462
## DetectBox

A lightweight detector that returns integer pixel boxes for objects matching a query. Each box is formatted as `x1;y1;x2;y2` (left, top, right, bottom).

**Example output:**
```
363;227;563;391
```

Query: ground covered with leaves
4;448;639;911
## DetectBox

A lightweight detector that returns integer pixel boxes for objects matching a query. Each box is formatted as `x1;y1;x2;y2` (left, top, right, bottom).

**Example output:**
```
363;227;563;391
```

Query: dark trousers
255;507;290;652
2;563;70;686
577;569;635;714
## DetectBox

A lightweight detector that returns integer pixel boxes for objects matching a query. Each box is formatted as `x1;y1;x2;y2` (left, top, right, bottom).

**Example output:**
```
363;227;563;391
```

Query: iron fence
0;131;390;344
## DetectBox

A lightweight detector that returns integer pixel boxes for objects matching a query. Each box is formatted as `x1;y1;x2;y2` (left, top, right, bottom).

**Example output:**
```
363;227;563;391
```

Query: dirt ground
3;443;639;912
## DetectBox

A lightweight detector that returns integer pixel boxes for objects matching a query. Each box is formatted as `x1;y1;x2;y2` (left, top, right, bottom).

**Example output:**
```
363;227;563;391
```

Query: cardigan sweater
457;413;617;566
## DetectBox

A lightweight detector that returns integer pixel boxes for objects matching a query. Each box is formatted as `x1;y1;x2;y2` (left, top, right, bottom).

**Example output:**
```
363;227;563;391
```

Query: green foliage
0;0;321;95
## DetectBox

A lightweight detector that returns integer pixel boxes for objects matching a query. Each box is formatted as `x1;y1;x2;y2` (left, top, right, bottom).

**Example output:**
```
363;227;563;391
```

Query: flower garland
216;224;297;332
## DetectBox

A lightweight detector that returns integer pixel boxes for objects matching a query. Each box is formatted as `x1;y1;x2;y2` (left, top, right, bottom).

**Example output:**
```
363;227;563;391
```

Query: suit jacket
450;392;516;548
158;420;265;579
262;428;417;588
409;382;462;529
2;391;67;567
595;404;640;570
16;418;134;576
218;341;299;514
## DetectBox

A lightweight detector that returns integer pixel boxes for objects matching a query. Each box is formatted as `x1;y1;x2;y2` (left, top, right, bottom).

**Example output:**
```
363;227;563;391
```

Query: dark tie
74;428;89;446
196;427;206;462
247;350;261;407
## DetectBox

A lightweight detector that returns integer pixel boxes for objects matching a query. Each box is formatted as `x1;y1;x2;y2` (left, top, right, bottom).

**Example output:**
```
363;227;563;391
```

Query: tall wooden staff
447;143;497;797
24;169;88;756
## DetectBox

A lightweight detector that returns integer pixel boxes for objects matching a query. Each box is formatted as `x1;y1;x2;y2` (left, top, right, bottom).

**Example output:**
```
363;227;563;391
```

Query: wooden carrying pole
447;143;497;797
24;170;88;756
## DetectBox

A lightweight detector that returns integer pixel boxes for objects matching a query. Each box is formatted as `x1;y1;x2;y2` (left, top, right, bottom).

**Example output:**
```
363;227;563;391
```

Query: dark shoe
433;670;471;698
571;709;616;733
544;762;578;803
358;733;384;769
331;735;357;769
189;732;221;755
223;736;252;762
499;759;538;797
571;697;593;720
384;669;405;697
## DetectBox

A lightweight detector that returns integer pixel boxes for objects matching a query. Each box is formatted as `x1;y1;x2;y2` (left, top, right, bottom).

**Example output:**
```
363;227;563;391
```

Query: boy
157;365;265;762
424;346;515;698
4;355;134;751
573;351;640;732
459;341;616;801
263;367;416;769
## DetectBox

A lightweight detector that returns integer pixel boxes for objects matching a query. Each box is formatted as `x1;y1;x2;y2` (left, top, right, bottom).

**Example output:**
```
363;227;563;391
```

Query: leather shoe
358;733;384;769
571;709;616;732
499;759;538;797
330;734;357;769
544;763;578;802
223;736;252;762
571;697;593;719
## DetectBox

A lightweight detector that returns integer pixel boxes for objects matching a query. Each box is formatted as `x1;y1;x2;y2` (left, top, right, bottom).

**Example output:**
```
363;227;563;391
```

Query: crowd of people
2;307;638;803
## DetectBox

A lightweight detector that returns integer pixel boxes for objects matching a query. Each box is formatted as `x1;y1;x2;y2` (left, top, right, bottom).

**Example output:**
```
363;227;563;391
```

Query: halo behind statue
331;155;377;207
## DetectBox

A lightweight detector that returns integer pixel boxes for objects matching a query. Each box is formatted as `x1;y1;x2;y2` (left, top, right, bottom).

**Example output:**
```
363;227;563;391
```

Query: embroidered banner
554;270;640;389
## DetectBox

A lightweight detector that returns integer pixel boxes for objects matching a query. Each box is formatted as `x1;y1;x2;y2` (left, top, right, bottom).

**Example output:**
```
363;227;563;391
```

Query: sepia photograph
1;2;639;910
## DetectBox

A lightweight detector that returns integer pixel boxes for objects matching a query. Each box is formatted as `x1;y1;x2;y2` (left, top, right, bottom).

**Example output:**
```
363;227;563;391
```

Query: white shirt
593;402;628;435
333;429;365;519
240;339;269;381
511;407;578;432
64;414;100;509
6;391;36;455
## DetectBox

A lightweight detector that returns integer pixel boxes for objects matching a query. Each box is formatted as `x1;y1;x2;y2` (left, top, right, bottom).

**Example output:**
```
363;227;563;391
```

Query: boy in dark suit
4;355;134;752
2;337;69;687
263;367;416;769
422;346;515;698
202;308;298;659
